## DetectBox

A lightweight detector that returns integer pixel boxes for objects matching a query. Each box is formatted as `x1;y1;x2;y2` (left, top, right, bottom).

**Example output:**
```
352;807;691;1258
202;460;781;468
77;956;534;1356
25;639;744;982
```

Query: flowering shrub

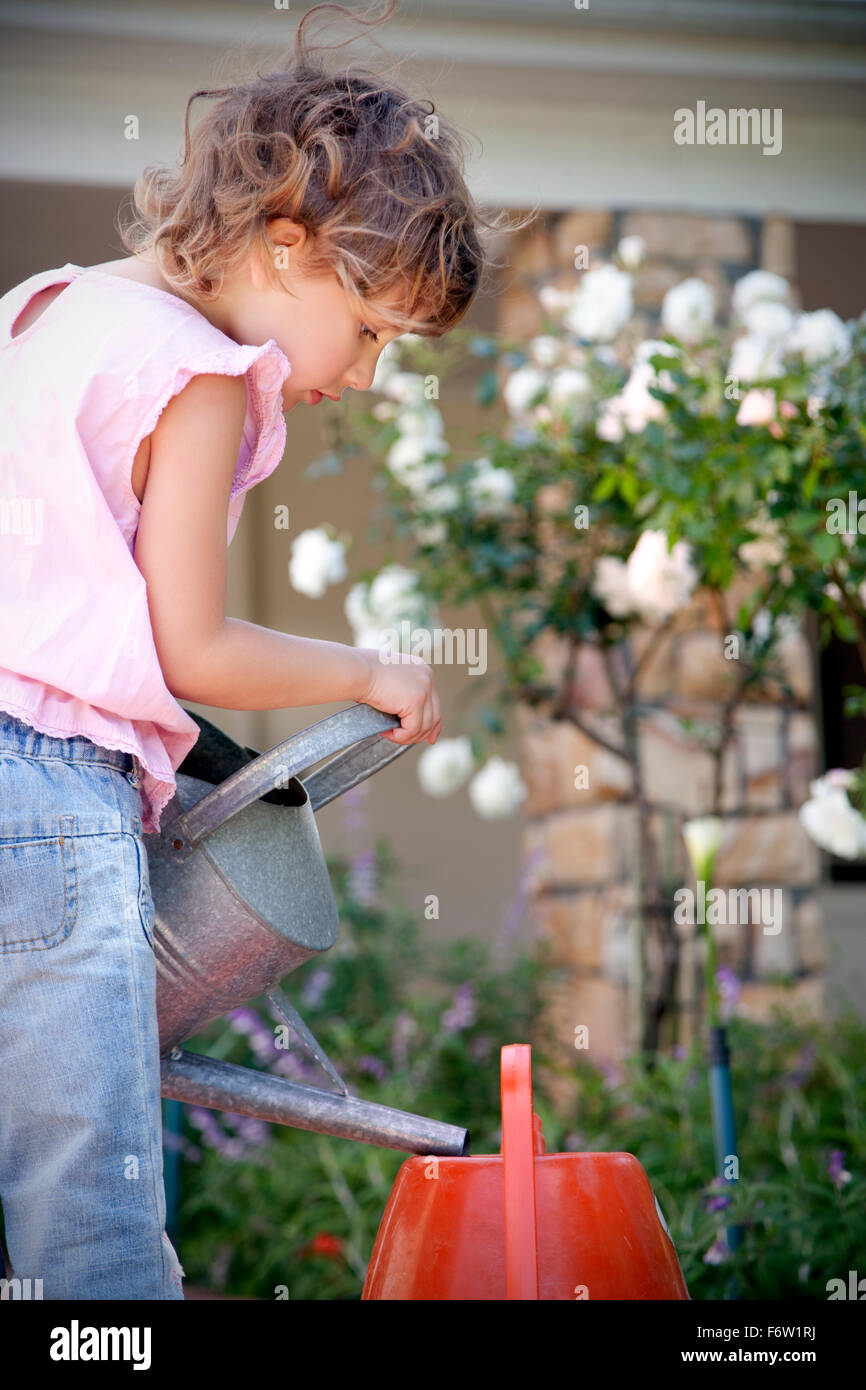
296;246;865;1048
168;834;866;1300
799;768;866;860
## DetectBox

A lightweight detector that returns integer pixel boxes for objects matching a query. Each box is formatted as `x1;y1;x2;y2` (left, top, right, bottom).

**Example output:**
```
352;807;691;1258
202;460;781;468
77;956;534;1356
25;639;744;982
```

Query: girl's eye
360;323;379;343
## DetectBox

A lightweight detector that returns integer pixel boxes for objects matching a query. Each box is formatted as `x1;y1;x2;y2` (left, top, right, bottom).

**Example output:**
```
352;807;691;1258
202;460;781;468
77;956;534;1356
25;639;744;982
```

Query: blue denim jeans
0;711;184;1299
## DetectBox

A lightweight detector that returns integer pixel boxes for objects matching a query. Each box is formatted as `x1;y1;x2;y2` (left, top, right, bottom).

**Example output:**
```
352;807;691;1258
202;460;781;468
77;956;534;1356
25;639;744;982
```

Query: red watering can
363;1043;690;1300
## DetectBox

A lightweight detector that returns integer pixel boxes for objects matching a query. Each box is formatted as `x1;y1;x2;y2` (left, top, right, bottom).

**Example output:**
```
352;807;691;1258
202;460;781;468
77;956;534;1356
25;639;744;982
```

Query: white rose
741;300;794;342
367;564;425;624
634;338;680;373
417;738;475;797
344;581;387;649
395;404;445;439
411;474;459;545
592;555;633;617
740;512;785;569
384;370;429;405
626;530;697;624
386;434;449;495
370;345;401;394
288;527;347;599
466;458;516;518
661;278;715;343
503;364;548;418
538;284;571;314
799;787;866;860
736;389;777;427
528;335;562;367
413;518;447;545
468;757;527;819
618;362;666;431
728;334;784;383
547;366;592;411
421;480;460;513
596;401;625;442
617;234;646;269
344;581;371;633
787;309;851;367
732;270;790;319
564;264;633;343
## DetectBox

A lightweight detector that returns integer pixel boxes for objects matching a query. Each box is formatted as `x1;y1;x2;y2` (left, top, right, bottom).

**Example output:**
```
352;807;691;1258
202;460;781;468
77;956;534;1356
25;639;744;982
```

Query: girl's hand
356;649;442;746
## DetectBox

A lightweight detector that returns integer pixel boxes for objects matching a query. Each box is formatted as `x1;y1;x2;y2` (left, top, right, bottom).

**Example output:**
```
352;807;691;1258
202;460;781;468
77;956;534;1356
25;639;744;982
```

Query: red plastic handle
500;1044;540;1299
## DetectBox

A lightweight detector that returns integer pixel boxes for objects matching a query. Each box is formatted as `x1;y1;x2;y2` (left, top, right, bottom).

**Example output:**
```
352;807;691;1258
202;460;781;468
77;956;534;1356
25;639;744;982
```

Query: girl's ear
262;217;308;282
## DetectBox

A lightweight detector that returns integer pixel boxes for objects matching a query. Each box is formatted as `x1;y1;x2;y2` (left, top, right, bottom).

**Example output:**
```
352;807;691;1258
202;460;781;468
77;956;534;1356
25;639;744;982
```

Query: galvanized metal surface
151;703;466;1154
150;769;340;1054
148;705;409;1055
166;704;405;847
265;984;348;1096
161;1050;471;1156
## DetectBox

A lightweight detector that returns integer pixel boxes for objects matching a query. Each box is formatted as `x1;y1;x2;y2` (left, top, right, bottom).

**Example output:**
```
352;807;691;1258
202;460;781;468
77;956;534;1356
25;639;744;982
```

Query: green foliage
565;1011;866;1300
172;838;546;1300
172;840;866;1302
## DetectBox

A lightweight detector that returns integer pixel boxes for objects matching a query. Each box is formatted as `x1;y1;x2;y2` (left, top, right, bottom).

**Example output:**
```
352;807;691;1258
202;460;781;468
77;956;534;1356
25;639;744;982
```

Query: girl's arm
133;374;440;745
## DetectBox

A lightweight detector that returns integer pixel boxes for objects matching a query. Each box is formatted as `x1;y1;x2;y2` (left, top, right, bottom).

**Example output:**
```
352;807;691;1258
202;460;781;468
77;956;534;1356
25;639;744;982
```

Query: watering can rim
165;703;406;848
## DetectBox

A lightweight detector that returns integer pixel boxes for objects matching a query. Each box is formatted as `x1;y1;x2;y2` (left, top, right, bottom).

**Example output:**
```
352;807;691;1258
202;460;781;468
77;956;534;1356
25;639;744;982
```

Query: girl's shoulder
1;261;292;536
1;261;291;413
1;261;289;386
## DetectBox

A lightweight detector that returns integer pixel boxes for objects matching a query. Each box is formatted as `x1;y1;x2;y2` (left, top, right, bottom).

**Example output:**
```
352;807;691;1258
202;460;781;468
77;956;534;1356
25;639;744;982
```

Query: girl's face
220;219;409;411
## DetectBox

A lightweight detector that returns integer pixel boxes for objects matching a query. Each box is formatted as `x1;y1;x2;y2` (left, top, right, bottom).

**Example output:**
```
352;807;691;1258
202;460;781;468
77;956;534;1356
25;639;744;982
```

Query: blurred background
4;0;866;1303
1;0;865;995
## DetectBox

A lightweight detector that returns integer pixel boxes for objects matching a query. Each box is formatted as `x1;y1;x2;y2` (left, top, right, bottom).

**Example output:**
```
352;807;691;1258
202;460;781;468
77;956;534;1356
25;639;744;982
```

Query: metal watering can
151;703;468;1157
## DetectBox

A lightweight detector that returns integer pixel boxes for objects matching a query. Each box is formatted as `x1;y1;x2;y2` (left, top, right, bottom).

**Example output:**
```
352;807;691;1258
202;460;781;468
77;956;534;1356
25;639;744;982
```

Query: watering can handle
500;1044;542;1300
165;703;407;847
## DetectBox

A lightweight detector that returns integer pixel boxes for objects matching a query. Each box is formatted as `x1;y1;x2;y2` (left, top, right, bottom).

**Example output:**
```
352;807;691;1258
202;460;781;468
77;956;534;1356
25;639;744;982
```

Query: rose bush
290;245;866;1049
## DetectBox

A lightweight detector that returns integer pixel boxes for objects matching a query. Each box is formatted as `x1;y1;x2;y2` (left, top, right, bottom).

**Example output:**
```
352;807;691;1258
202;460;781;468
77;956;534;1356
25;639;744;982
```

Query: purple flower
828;1149;852;1189
704;1178;733;1213
441;982;476;1034
300;967;332;1009
341;781;369;836
716;966;741;1021
564;1132;586;1152
226;1005;282;1067
789;1043;816;1088
597;1058;624;1091
222;1112;272;1147
703;1234;729;1265
163;1129;201;1162
187;1106;241;1158
672;1044;687;1061
358;1054;388;1083
348;847;378;906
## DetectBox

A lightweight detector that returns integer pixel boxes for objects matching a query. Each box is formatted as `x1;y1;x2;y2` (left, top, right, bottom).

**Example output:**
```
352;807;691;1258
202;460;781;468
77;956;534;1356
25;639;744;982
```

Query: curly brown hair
117;0;534;337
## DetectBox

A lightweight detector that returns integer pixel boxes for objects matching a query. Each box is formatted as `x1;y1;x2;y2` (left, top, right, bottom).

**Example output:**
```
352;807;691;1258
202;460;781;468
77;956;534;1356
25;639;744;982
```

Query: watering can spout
161;1050;470;1157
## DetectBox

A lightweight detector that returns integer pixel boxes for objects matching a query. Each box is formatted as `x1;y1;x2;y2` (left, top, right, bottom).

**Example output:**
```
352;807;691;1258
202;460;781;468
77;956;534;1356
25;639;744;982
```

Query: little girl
0;2;503;1298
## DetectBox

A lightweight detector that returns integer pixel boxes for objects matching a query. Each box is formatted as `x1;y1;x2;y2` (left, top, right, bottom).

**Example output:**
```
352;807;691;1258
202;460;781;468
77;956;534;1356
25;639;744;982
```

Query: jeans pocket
0;813;77;952
133;833;156;951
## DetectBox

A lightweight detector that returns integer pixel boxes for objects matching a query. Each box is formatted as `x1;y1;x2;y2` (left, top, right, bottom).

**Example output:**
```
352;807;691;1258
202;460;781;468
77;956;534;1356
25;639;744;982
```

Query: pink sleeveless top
0;262;291;833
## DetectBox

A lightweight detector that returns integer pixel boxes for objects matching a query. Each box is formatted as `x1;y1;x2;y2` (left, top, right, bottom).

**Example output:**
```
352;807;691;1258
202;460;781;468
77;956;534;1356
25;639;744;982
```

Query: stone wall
499;208;825;1084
